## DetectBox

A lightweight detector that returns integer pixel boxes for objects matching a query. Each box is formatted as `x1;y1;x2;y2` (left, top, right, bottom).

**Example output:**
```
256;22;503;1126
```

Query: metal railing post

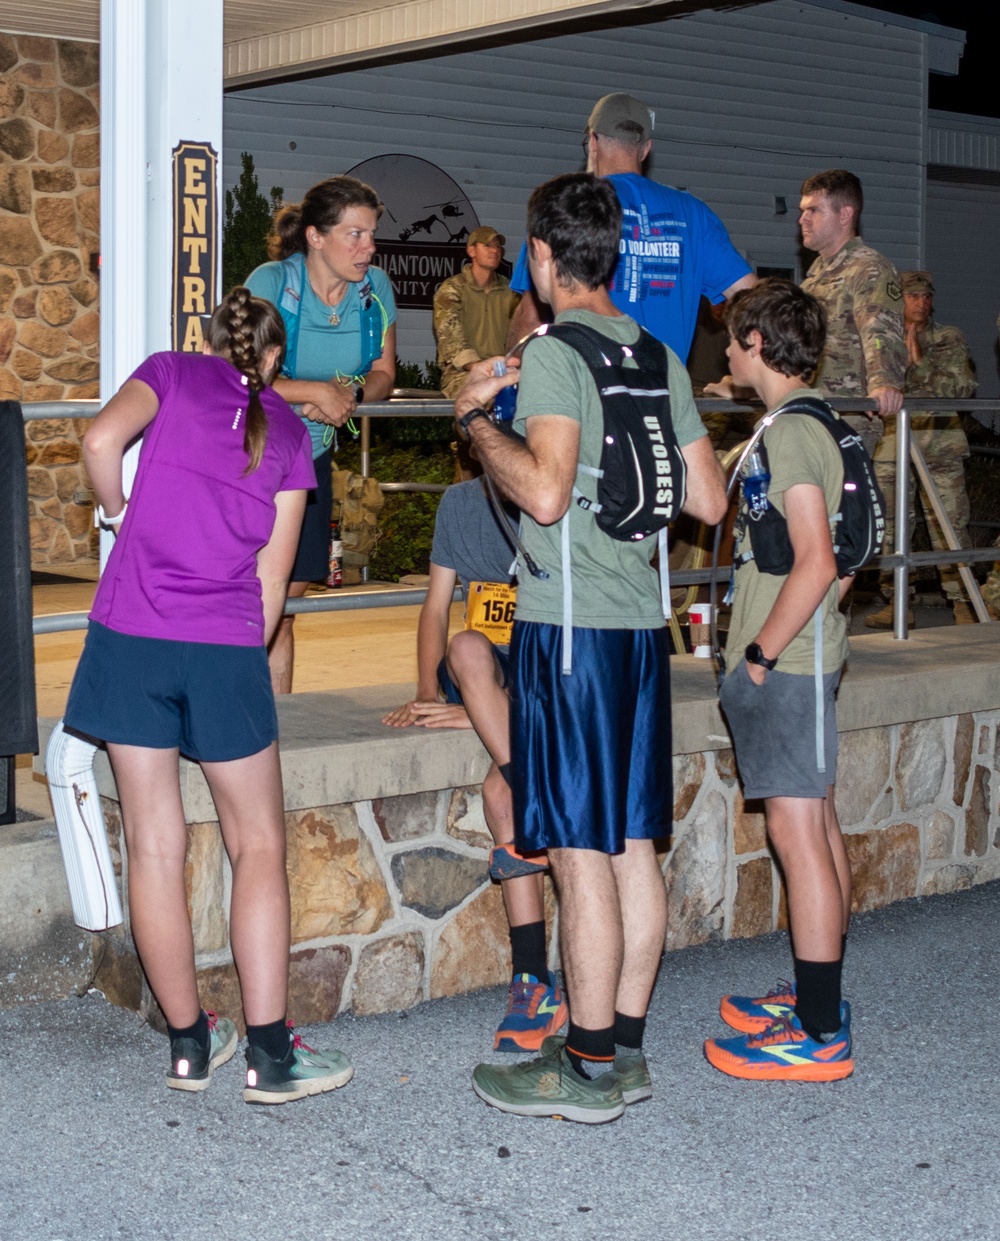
359;415;372;582
360;414;371;479
893;405;911;640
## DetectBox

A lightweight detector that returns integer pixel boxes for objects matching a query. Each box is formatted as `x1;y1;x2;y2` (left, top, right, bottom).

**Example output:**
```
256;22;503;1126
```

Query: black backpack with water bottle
739;396;886;579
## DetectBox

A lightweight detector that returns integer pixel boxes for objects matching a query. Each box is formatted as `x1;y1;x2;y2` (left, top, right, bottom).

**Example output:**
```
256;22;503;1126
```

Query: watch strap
745;642;778;671
458;408;491;438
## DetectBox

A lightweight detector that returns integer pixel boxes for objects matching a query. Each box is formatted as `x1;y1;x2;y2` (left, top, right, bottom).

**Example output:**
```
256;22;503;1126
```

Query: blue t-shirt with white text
510;173;750;363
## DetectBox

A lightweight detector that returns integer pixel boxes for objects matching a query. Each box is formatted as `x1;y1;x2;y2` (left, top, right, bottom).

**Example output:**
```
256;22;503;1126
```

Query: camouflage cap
900;270;934;294
586;93;654;144
468;225;505;247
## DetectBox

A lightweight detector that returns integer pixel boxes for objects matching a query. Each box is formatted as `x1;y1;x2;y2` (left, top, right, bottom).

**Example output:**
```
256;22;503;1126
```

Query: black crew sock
246;1016;291;1062
793;957;843;1041
614;1011;646;1052
509;921;548;982
565;1023;616;1079
167;1009;208;1048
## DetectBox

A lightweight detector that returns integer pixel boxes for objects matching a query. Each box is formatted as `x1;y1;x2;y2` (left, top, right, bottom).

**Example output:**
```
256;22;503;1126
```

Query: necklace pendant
328;311;340;327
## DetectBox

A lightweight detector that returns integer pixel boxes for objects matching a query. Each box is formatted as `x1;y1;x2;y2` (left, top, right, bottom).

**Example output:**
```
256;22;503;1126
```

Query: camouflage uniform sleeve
433;277;480;373
852;260;906;393
906;325;978;399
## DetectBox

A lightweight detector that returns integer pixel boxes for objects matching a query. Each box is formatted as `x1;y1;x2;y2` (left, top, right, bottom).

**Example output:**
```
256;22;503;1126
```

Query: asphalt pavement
2;880;998;1241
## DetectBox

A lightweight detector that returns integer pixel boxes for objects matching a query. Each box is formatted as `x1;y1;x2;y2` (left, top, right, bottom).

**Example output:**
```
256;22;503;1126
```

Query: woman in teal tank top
246;175;397;692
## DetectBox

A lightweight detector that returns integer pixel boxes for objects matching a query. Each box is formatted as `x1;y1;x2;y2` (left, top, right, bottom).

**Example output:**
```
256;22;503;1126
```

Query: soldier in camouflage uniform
433;226;520;400
865;271;987;627
799;170;906;458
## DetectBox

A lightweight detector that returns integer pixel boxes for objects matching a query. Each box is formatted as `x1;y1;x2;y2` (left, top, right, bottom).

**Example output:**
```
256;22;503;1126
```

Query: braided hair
206;287;286;474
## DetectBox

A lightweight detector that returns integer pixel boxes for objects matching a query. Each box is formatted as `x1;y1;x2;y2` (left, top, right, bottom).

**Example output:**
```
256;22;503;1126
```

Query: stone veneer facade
88;708;1000;1031
1;32;100;565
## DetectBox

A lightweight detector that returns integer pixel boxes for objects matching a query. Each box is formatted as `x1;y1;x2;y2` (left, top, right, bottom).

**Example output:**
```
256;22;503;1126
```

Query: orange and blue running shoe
489;843;550;881
720;980;796;1033
494;972;568;1053
704;1002;853;1082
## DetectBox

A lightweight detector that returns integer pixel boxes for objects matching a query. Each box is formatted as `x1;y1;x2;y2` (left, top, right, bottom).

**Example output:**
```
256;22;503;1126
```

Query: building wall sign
346;154;487;310
172;142;219;351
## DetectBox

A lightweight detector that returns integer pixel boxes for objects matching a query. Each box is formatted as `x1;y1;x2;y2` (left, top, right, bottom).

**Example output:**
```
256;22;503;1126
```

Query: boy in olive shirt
705;280;855;1081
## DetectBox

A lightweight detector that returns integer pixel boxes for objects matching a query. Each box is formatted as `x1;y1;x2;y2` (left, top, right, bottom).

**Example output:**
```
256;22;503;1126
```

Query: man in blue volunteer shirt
505;92;756;359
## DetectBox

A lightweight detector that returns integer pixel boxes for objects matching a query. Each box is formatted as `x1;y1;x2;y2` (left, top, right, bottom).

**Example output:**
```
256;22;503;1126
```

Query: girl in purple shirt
65;287;353;1104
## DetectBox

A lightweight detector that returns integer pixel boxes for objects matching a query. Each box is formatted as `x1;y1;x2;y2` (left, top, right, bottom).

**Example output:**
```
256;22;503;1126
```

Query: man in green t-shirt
705;279;855;1083
451;172;726;1124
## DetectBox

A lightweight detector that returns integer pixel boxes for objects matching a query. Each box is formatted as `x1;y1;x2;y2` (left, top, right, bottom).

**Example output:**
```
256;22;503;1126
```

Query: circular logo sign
346;154;481;310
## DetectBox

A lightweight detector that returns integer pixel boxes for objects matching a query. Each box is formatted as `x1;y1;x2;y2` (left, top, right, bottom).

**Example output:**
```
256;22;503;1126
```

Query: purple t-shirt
90;351;315;646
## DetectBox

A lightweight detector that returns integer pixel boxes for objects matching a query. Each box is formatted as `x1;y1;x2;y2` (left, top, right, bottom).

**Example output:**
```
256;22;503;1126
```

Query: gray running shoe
540;1034;652;1105
243;1028;354;1105
167;1011;238;1092
472;1044;625;1125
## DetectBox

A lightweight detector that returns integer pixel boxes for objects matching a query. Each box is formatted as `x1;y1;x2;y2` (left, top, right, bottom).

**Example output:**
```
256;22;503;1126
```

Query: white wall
224;0;929;364
927;111;1000;396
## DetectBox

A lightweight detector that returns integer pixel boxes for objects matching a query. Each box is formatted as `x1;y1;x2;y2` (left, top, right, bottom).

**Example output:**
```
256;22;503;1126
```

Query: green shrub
223;153;283;293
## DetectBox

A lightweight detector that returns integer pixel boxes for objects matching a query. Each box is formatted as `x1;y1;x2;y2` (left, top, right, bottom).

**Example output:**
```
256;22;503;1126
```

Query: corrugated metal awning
1;0;690;83
224;0;693;86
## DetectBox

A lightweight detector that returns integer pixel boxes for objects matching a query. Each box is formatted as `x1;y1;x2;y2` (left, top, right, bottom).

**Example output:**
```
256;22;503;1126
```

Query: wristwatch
456;408;491;441
745;642;778;671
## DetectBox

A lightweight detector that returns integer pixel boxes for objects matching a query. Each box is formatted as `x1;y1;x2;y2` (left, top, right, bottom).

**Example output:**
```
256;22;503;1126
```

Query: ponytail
206;287;286;474
266;175;382;259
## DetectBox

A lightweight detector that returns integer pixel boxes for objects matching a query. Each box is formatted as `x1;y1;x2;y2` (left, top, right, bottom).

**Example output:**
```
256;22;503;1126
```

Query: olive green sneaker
167;1011;237;1093
614;1050;652;1105
540;1035;652;1105
472;1044;625;1125
243;1027;354;1105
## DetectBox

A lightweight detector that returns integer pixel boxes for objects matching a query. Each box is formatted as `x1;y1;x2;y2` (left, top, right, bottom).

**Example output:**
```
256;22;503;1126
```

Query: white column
98;0;223;565
143;0;224;352
99;0;147;404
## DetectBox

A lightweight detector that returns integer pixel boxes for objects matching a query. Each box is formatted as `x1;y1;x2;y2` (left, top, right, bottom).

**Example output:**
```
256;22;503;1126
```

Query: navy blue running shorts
719;660;840;799
64;621;278;762
509;621;673;853
290;447;333;583
436;646;510;704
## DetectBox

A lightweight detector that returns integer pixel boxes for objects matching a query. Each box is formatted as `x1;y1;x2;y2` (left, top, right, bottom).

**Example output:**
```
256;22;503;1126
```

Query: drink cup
687;603;714;657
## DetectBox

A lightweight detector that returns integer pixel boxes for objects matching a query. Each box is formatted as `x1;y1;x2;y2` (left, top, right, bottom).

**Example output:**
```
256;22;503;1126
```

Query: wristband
96;502;127;528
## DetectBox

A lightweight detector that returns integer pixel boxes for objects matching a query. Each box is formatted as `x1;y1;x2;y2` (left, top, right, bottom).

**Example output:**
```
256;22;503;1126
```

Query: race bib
465;581;516;645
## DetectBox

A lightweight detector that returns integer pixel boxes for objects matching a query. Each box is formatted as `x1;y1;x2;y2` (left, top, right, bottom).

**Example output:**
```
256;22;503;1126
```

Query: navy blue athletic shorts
436;646;510;704
509;620;673;853
64;621;278;762
291;447;332;583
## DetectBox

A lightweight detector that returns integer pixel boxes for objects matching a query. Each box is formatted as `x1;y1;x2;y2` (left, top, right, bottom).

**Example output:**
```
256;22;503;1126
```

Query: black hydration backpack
539;322;687;539
741;397;886;578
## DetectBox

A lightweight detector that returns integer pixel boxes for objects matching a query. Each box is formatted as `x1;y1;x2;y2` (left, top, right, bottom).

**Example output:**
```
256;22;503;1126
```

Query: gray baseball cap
586;93;654;143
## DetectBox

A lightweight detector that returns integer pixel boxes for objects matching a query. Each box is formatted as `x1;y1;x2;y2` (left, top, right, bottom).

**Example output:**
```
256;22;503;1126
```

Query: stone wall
88;707;1000;1030
94;784;557;1031
1;32;100;565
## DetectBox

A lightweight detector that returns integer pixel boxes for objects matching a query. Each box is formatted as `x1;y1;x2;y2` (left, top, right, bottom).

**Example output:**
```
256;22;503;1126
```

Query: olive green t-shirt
512;309;707;629
727;387;849;675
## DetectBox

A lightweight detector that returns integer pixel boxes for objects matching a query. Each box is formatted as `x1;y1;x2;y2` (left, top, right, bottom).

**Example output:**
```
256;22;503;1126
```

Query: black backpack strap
540;321;625;373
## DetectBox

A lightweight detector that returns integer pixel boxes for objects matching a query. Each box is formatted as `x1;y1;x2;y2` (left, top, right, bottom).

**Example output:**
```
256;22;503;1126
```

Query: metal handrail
25;396;1000;639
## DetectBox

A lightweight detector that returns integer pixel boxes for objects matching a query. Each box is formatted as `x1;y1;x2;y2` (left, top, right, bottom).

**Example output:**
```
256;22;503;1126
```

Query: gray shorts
719;660;841;800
